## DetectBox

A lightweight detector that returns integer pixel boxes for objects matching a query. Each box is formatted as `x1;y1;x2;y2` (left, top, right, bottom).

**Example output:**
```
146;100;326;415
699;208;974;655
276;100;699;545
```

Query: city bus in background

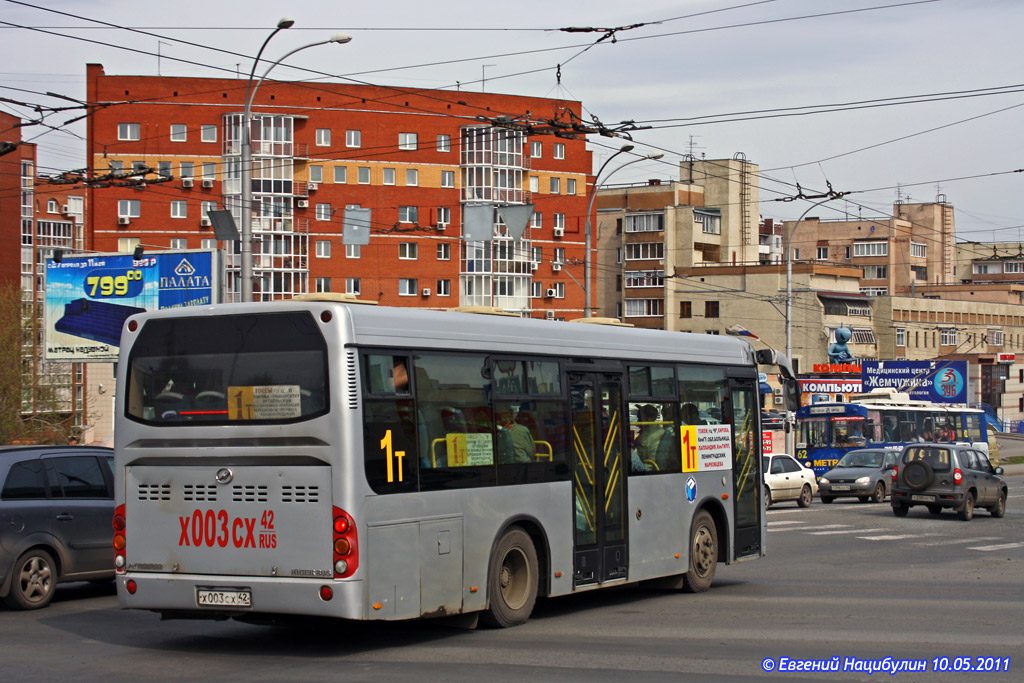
112;298;799;626
794;388;991;476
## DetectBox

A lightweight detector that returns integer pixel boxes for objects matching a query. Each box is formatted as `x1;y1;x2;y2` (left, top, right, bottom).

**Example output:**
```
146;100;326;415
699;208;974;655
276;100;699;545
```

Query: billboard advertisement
860;360;968;403
44;250;219;362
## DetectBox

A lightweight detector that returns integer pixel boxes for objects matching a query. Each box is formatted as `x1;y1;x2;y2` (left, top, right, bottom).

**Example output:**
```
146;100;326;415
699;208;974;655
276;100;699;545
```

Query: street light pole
239;22;351;302
584;146;664;317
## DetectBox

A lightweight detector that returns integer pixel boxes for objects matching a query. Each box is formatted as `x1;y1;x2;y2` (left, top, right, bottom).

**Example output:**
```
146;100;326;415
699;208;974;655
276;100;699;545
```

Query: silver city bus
112;299;799;626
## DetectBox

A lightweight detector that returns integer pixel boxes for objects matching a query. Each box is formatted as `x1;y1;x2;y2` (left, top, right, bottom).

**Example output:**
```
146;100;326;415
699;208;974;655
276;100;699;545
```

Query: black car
0;446;115;609
891;443;1007;520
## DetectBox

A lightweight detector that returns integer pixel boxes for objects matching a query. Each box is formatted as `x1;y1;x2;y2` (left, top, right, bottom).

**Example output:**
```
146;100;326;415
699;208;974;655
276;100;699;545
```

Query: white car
763;453;818;508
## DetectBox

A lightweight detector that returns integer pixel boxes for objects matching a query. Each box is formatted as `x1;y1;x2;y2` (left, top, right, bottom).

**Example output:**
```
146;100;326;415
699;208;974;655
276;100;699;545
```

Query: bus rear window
125;312;329;424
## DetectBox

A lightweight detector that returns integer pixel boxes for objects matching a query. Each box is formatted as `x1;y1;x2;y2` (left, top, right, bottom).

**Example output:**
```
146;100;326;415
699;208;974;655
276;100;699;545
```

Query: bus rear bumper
116;572;366;620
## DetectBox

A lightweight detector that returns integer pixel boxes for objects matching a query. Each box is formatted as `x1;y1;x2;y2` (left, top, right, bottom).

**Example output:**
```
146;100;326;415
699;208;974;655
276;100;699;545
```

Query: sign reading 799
84;267;144;298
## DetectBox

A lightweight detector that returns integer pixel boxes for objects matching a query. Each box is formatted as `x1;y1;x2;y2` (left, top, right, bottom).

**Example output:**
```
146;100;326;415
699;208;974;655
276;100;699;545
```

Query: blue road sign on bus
860;361;968;403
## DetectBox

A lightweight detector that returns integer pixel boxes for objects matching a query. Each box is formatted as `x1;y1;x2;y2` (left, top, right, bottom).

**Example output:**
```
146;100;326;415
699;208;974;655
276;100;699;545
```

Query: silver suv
0;446;115;609
891;443;1007;521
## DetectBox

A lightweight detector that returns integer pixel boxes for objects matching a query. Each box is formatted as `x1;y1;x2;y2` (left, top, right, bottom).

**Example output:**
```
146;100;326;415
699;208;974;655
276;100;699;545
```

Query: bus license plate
831;486;850;491
911;495;935;503
197;588;252;608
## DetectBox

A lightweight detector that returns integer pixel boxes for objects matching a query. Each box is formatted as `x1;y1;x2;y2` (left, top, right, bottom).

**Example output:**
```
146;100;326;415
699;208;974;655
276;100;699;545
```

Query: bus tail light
333;507;358;578
113;504;126;573
953;468;963;485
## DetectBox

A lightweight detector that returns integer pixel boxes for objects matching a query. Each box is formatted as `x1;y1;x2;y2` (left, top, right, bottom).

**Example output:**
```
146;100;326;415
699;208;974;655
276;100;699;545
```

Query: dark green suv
891;443;1007;521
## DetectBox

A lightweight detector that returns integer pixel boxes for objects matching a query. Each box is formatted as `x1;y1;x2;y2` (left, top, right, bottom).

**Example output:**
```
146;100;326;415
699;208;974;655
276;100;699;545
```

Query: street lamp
584;146;664;317
239;21;352;301
784;197;834;361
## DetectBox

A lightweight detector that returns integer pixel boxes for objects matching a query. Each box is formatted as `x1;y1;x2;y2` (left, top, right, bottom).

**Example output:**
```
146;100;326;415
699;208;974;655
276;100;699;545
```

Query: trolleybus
112;299;799;626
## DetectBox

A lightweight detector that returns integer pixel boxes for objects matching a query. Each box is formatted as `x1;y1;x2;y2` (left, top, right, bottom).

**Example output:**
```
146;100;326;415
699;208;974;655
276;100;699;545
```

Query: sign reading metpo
44;250;220;362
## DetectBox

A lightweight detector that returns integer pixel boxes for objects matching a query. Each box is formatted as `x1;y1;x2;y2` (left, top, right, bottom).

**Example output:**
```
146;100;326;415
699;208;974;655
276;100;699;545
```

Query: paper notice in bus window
445;433;494;467
228;385;302;420
682;424;734;472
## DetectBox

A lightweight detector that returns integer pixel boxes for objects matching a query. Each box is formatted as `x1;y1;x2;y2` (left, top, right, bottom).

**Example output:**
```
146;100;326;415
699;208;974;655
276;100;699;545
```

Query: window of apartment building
705;330;721;335
1005;261;1024;273
171;200;187;219
553;282;565;299
437;206;451;226
118;237;140;253
862;264;888;279
46;199;58;213
566;178;576;195
437;134;450;152
202;162;216;179
911;241;927;258
441;170;455;188
695;210;721;235
157;161;172;178
859;286;888;296
399;133;418;150
383;168;396;185
309;165;324;183
316;240;331;258
132;161;147;173
436;243;450;260
974;263;1001;274
911;265;928;281
625;213;664;233
625;298;663;317
201;124;217;142
851;328;875;344
346;130;361;148
625;270;665;287
170;238;187;250
118;123;140;141
845;246;852;259
346;278;361;295
399;278;418;296
554;213;565;231
680;301;692;318
437;279;451;296
531;141;542;158
531;246;542;265
201;200;217;218
108;160;124;174
201;239;217;250
816;246;829;260
316;203;331;221
179;162;194;178
625;243;665;260
399;206;418;223
853;241;888;257
848;304;871;317
406;168;418;186
118;199;141;217
989;329;1004;346
705;301;720;318
316;129;331;147
529;176;539;193
316;277;331;293
531;281;543;298
530;211;542;229
938;327;958;346
170;124;187;142
334;166;347;183
554;247;565;266
616;248;622;264
896;327;906;347
399;242;418;260
357;167;371;184
553;143;565;159
549;177;560;194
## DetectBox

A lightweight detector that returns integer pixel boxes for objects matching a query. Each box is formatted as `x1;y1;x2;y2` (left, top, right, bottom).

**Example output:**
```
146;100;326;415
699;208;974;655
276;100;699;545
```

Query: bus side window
362;354;420;493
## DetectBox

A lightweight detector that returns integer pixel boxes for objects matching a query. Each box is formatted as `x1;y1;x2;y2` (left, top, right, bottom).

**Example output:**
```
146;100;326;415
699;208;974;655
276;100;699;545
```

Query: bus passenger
681;403;702;426
635;404;664;469
498;410;536;463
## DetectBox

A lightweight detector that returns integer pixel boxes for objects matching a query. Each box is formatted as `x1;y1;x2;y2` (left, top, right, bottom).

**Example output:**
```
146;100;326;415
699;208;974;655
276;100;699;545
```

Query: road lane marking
808;528;887;535
768;524;850;533
767;520;806;526
915;536;1001;546
967;542;1024;552
857;534;940;540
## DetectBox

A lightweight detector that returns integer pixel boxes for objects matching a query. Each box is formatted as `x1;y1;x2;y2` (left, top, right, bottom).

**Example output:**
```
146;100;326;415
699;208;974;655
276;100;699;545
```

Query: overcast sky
2;0;1021;242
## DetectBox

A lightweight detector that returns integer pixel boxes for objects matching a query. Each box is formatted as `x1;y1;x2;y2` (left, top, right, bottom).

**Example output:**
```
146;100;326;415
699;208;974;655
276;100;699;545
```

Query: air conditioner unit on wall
200;218;212;227
181;178;194;188
118;216;130;225
530;262;538;271
421;288;431;296
553;227;564;237
545;288;556;298
545;310;555;320
61;204;69;214
307;182;318;191
773;387;783;395
296;199;309;208
552;263;562;271
774;396;784;405
201;179;214;188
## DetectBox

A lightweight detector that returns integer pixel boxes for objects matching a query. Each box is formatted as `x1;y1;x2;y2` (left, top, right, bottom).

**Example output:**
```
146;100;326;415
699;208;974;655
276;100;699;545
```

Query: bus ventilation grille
347;351;359;410
137;484;171;501
232;485;268;503
281;485;320;504
183;484;217;502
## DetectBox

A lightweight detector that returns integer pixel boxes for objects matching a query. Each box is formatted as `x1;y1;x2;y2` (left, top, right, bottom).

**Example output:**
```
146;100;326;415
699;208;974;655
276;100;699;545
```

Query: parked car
891;443;1007;520
818;448;897;503
763;453;818;508
0;446;115;609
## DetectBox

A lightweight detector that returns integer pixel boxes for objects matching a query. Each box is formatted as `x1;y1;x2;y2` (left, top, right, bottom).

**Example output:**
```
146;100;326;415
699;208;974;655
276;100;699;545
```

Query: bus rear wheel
682;510;717;593
481;526;538;628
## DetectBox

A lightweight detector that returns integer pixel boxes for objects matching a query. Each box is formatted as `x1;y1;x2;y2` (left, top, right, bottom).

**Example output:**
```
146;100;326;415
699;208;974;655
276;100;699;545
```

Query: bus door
728;378;763;559
569;372;628;587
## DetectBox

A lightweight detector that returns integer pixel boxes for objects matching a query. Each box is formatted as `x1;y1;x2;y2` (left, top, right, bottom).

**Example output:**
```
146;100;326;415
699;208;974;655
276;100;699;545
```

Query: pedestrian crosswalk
766;506;1023;554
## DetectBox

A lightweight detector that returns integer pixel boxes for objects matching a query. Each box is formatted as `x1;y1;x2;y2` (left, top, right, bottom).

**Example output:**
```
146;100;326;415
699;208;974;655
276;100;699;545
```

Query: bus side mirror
784;381;801;412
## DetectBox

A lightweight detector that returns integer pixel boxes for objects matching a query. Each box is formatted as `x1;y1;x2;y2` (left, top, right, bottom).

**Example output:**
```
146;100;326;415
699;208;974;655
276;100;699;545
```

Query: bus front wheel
682;510;717;593
481;526;538;628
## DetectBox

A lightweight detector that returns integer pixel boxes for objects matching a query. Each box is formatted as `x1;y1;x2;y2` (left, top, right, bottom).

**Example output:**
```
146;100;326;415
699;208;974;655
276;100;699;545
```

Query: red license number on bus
177;509;277;549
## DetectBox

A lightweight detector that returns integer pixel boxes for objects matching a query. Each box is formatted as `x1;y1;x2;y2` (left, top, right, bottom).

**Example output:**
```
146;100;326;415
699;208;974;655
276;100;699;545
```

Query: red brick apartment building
85;64;592;317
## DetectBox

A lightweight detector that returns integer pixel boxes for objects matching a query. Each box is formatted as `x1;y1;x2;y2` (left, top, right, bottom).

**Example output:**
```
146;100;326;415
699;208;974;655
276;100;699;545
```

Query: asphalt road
2;475;1022;682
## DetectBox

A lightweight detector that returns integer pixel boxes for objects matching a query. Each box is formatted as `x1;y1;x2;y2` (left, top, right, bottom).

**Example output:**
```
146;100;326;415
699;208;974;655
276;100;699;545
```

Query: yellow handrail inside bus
534;440;553;461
